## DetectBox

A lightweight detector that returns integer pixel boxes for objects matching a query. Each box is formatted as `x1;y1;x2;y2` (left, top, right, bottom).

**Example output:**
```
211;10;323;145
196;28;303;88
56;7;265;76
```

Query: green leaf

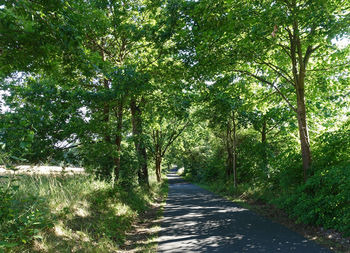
20;142;29;149
0;241;19;248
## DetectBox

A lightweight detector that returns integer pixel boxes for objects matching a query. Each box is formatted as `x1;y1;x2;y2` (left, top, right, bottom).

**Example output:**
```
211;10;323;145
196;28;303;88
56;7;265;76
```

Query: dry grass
0;172;167;252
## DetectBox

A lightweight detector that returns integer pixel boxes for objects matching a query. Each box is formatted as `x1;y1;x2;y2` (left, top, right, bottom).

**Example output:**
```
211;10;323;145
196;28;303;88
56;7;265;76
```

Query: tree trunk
100;46;111;144
113;100;123;183
130;97;149;187
261;117;268;172
289;18;312;182
232;111;237;188
226;121;233;177
296;83;312;182
100;77;111;177
102;79;111;143
154;129;162;182
155;155;162;182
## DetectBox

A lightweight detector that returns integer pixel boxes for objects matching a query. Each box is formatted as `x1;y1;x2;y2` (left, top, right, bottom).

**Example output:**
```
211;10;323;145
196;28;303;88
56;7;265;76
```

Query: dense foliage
1;0;349;248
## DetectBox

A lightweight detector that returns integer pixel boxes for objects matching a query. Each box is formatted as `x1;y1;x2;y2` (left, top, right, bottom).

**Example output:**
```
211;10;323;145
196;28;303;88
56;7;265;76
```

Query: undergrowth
0;174;166;252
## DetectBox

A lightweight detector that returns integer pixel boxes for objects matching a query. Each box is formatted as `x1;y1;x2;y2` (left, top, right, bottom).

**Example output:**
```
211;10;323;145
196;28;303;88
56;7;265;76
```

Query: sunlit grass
0;173;166;252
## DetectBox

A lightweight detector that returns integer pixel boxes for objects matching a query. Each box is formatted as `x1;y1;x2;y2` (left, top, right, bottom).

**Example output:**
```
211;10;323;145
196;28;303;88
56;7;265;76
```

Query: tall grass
0;173;166;252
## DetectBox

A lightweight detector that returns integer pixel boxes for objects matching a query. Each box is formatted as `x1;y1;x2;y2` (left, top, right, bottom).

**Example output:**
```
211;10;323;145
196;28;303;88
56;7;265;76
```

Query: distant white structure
0;165;85;175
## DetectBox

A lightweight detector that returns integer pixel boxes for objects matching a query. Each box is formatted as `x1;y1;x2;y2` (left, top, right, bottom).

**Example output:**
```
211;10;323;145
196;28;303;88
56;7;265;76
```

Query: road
158;171;331;253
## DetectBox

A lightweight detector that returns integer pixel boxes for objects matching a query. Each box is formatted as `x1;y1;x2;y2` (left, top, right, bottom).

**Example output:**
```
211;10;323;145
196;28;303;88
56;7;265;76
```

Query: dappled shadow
158;173;332;253
121;205;161;252
35;177;156;251
1;173;161;252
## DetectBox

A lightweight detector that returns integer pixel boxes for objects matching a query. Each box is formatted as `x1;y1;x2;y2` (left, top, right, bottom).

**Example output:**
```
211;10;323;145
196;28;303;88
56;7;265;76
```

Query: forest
0;0;349;252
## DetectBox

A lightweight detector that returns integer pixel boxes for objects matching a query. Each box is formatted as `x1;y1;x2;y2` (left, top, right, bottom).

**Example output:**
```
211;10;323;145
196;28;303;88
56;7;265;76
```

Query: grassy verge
0;173;168;252
120;177;168;252
181;174;350;253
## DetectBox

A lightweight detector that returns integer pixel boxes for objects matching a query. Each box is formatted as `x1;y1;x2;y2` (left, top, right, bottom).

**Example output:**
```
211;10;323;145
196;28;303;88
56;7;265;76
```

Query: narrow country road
158;170;331;253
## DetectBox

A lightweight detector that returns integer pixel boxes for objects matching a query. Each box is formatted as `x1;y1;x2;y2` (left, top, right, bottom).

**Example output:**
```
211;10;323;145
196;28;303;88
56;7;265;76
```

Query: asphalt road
158;171;332;253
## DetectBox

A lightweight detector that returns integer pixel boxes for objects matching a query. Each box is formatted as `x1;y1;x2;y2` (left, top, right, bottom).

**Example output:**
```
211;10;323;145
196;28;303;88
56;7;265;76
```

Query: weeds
0;174;166;252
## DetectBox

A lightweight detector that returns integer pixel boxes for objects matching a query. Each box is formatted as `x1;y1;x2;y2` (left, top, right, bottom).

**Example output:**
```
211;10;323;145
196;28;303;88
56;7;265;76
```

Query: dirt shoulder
120;182;168;253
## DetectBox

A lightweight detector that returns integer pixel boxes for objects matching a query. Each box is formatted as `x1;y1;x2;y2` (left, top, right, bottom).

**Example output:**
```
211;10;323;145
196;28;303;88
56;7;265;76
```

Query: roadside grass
120;177;168;252
0;172;167;252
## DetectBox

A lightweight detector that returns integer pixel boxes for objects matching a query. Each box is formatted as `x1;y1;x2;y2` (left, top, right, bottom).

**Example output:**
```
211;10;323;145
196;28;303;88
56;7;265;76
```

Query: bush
272;151;303;190
274;164;350;235
313;122;350;168
237;132;271;183
0;179;54;251
199;145;226;182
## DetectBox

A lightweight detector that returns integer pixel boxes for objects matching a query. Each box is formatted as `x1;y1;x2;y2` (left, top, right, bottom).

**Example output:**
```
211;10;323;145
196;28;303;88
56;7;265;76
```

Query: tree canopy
1;0;350;237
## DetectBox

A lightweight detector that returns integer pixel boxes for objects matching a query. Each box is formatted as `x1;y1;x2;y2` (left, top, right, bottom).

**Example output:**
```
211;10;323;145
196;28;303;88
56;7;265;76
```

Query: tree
192;76;250;187
0;0;175;186
172;0;350;181
143;76;191;181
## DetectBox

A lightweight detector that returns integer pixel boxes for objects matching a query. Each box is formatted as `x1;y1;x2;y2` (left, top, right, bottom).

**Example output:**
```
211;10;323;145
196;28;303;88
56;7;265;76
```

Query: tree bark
113;100;123;183
155;155;162;182
102;78;111;143
232;111;237;188
130;97;149;187
100;45;111;144
289;16;312;182
226;121;233;177
261;116;268;171
296;83;312;182
261;117;267;143
154;129;162;182
101;78;111;177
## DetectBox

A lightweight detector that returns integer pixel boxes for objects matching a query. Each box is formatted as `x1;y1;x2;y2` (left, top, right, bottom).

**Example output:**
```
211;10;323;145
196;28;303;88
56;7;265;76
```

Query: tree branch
308;62;350;72
161;121;190;157
234;69;297;112
86;34;116;61
266;121;280;134
255;59;295;86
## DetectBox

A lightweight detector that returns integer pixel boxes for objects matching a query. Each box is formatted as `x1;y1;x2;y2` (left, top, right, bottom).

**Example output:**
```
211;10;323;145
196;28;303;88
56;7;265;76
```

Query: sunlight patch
54;225;67;237
74;201;90;217
33;237;48;252
76;231;90;242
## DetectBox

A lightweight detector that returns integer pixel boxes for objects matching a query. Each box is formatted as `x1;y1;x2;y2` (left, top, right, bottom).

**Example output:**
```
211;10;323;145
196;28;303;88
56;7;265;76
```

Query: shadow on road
158;172;331;253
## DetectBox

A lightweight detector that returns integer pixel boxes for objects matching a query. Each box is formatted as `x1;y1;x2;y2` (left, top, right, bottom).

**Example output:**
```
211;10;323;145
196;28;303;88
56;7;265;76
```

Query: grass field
0;172;167;252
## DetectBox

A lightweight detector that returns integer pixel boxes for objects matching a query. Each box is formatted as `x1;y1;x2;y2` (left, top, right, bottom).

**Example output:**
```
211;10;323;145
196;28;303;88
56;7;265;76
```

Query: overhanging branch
233;69;297;113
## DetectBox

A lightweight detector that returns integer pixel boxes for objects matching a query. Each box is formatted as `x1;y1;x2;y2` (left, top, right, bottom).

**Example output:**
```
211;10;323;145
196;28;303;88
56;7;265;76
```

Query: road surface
158;171;331;253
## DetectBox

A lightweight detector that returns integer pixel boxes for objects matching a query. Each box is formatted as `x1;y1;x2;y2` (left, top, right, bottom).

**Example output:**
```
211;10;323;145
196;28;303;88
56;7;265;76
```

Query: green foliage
0;0;349;244
271;121;350;235
80;142;116;179
313;121;350;168
274;164;350;236
0;178;53;251
270;121;350;235
270;151;304;190
200;145;226;182
236;131;267;183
